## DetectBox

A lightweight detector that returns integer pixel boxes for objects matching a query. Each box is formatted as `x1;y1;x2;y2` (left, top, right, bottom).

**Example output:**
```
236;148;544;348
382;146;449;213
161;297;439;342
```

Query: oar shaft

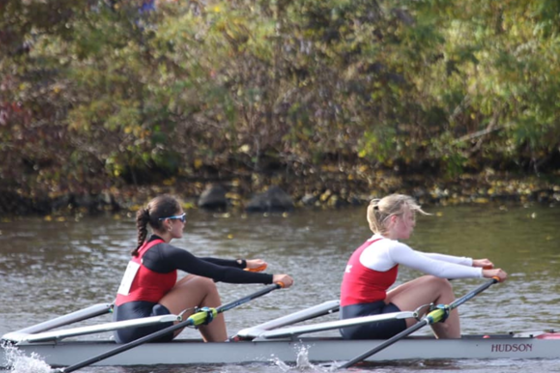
217;284;281;313
338;319;428;369
425;277;500;325
61;284;281;373
449;278;498;311
61;317;195;372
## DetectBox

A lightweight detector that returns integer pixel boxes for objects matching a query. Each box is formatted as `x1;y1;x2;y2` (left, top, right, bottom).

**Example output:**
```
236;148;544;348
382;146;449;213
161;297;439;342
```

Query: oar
61;283;282;373
337;277;500;369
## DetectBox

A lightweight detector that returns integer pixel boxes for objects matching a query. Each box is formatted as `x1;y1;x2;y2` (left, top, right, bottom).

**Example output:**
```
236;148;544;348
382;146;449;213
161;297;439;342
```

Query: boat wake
2;345;53;373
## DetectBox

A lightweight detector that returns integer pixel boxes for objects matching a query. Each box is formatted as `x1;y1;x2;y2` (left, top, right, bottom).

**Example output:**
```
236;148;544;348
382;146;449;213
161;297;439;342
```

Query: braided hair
132;195;181;256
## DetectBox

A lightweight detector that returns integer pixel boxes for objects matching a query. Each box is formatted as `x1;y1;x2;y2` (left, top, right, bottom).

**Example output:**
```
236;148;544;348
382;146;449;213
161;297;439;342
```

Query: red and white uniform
115;239;176;306
340;234;482;307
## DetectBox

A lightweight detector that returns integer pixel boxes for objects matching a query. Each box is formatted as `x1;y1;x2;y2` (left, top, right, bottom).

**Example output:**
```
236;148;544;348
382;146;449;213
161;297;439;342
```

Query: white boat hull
2;300;559;368
3;334;559;367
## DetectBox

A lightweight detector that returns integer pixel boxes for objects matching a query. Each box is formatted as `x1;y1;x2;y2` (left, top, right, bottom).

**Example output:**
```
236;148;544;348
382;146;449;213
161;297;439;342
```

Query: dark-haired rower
114;194;294;343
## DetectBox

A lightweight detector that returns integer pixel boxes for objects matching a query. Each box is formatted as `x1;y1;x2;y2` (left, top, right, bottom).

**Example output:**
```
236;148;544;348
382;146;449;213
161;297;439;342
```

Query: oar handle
244;264;268;272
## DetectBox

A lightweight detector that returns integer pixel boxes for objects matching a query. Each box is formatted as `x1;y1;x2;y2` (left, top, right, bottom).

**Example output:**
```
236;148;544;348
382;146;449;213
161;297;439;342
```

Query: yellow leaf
163;177;176;186
226;192;241;200
182;202;195;210
320;190;332;201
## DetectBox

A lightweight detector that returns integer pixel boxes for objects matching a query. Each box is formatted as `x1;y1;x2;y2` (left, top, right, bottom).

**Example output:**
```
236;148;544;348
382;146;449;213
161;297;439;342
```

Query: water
1;202;559;372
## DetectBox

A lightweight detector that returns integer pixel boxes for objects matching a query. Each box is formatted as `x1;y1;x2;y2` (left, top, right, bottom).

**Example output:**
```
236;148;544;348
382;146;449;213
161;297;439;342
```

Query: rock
245;185;294;213
198;184;228;211
301;194;318;206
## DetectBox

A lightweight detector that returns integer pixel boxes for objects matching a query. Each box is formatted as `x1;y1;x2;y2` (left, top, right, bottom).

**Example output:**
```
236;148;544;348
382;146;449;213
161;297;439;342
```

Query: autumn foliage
1;0;559;210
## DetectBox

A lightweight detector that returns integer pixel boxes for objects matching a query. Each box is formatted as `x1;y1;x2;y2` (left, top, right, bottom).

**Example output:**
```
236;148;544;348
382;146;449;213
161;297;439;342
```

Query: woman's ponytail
133;207;150;256
367;194;430;235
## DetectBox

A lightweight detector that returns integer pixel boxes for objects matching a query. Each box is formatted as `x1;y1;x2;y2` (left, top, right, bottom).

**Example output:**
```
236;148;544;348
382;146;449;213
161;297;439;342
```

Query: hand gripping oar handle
337;277;500;369
61;283;282;373
244;263;268;272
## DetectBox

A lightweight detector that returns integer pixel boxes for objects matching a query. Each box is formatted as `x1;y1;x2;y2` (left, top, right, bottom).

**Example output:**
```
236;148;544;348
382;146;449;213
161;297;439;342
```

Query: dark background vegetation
1;0;559;214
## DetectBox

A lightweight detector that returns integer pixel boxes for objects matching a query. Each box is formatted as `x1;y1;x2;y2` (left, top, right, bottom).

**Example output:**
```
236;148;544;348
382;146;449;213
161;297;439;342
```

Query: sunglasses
159;213;186;223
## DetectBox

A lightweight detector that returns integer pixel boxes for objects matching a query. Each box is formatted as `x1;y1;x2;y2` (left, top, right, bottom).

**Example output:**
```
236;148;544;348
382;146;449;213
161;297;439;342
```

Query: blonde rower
339;194;507;339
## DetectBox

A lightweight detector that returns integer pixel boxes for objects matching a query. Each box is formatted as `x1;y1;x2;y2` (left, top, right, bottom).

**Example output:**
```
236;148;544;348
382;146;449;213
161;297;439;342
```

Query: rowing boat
4;332;560;367
3;331;560;367
2;300;559;367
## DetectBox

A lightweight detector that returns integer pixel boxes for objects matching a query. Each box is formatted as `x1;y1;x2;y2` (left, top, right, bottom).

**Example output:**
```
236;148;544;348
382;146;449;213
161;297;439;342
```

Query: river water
1;202;560;372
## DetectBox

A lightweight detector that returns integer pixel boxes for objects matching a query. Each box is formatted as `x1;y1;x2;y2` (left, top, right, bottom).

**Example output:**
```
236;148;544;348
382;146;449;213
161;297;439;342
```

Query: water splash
271;344;334;372
2;345;53;373
271;355;292;372
295;344;317;370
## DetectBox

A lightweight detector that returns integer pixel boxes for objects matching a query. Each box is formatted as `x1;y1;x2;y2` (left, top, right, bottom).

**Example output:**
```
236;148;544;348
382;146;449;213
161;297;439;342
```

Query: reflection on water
1;203;559;372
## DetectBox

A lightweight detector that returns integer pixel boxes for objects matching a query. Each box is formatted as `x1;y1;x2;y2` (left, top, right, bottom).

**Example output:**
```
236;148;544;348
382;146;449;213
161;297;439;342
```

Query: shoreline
1;171;559;217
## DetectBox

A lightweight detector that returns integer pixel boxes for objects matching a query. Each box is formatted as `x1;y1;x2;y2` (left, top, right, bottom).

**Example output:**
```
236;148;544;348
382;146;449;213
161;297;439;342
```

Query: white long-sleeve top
359;234;483;279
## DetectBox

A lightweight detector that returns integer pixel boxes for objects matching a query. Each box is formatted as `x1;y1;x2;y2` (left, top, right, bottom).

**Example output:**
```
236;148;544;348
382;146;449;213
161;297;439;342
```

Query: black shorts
339;301;407;340
113;301;175;343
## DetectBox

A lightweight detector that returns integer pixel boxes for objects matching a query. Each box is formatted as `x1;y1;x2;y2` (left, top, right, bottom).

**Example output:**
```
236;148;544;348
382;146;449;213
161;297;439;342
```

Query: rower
339;194;507;340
